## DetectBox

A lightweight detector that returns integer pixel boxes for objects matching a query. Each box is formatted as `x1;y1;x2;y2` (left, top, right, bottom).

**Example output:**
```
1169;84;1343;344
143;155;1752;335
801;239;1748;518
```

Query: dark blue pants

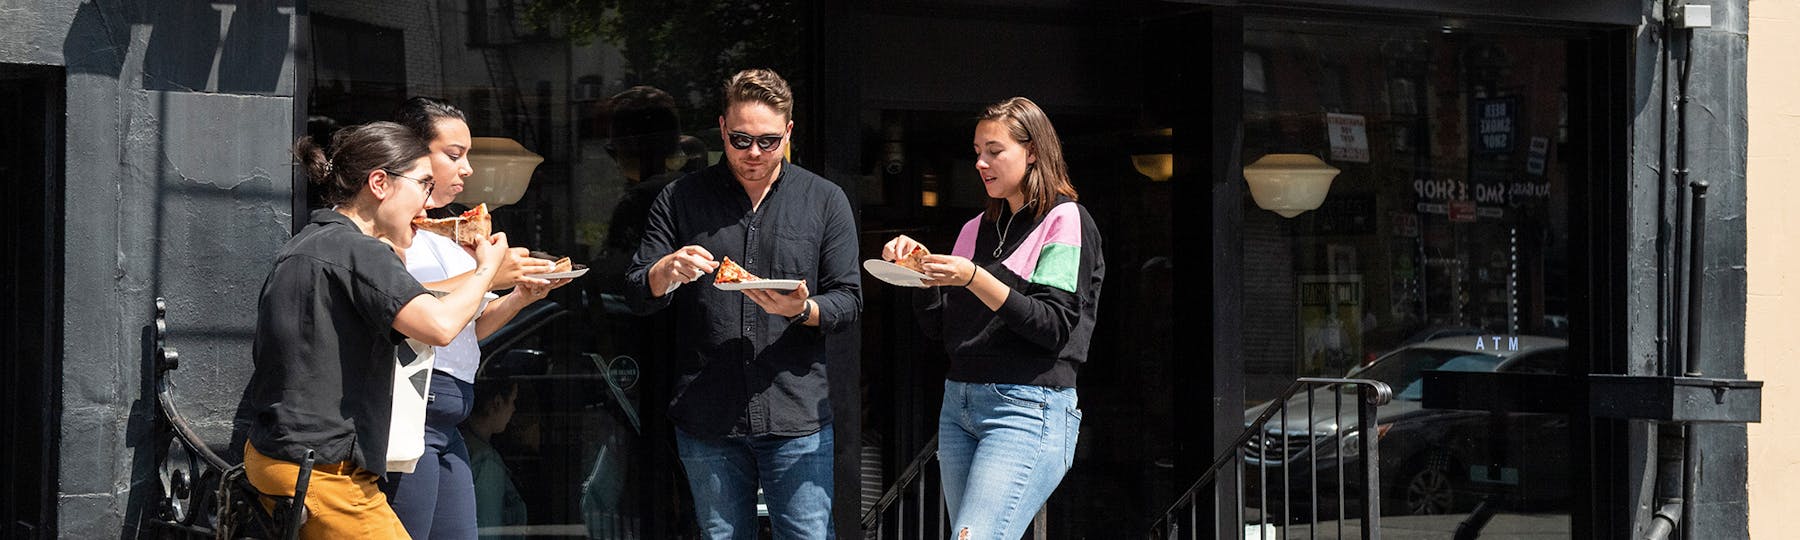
382;371;478;540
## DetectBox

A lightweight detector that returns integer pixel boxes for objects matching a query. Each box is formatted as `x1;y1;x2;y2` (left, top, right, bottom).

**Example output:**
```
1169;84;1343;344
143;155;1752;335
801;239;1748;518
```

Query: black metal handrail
146;297;235;537
860;434;944;536
858;433;1054;539
1148;377;1393;539
145;297;309;538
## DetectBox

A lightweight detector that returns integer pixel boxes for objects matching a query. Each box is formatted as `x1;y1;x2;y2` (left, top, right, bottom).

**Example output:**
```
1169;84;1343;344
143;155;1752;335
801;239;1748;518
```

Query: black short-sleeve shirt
235;209;430;476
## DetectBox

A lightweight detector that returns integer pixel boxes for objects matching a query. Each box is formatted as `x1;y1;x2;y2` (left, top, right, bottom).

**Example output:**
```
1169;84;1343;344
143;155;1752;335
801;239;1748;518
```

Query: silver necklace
993;201;1032;258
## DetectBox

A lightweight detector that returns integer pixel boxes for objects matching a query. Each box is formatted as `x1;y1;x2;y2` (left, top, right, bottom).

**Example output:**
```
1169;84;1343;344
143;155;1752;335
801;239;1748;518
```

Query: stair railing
860;433;1049;539
1149;377;1393;540
860;434;946;539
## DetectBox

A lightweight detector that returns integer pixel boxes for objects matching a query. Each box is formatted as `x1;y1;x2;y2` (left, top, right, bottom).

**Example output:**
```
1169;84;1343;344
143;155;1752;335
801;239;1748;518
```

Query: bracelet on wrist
962;267;978;287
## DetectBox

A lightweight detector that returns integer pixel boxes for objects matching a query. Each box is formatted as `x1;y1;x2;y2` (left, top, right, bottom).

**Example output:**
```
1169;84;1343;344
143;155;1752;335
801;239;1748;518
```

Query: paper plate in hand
533;267;590;280
863;259;929;288
713;279;804;291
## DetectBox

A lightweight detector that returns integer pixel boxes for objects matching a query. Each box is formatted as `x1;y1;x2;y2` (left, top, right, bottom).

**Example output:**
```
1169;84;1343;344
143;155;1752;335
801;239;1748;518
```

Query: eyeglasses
726;130;785;152
386;170;435;198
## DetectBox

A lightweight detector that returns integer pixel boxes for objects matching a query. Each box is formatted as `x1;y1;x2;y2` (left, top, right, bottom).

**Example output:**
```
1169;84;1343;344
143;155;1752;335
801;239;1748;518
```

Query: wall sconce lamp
1243;153;1341;218
920;172;941;207
463;137;545;210
1131;154;1174;182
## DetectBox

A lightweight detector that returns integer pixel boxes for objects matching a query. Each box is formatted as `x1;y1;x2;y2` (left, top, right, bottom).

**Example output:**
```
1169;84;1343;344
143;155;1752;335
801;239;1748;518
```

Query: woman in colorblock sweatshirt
881;96;1105;540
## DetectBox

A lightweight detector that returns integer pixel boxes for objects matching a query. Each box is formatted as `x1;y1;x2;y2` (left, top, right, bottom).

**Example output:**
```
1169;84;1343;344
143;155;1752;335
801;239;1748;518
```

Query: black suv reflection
1243;336;1572;519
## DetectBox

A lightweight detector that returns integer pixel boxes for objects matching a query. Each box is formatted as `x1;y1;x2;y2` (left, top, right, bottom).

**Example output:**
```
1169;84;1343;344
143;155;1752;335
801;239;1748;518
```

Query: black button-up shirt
235;209;430;475
625;162;861;438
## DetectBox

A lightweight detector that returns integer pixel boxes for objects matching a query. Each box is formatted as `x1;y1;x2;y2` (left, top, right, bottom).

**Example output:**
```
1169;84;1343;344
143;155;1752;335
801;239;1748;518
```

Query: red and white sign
1448;200;1478;223
1327;113;1370;163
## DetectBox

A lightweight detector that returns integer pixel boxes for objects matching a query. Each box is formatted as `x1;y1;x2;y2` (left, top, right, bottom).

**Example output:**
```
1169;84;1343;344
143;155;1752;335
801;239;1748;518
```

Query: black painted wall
0;1;297;537
1622;0;1751;537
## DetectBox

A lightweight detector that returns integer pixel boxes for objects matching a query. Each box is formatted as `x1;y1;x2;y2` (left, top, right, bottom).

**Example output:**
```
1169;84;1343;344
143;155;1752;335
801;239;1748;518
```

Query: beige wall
1748;1;1800;537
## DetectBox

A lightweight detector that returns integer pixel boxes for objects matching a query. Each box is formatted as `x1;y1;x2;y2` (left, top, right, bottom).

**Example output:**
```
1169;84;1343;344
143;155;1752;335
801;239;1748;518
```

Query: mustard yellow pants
243;442;411;540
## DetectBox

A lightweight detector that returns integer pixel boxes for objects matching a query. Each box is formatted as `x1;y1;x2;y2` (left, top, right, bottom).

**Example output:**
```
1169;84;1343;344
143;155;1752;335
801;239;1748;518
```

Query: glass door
1236;15;1585;537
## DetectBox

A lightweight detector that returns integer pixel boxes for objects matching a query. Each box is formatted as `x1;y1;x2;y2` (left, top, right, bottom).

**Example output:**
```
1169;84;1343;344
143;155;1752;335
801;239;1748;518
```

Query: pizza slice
528;251;579;274
411;203;493;247
713;256;760;284
895;246;930;274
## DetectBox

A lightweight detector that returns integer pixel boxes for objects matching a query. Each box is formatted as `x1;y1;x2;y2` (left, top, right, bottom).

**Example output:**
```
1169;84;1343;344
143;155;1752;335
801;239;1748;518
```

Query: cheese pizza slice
713;256;760;284
410;204;493;247
895;246;929;274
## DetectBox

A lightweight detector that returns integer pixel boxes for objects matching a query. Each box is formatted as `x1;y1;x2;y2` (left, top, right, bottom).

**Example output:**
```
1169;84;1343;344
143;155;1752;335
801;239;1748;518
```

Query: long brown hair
979;97;1077;222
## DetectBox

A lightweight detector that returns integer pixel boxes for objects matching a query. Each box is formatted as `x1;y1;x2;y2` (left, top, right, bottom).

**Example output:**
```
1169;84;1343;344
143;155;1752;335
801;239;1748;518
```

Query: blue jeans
938;381;1081;540
381;371;477;540
675;424;835;540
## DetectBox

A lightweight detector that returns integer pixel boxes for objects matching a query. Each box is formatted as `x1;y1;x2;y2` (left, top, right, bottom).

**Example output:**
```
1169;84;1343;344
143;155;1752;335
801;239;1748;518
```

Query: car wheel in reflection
1399;465;1456;515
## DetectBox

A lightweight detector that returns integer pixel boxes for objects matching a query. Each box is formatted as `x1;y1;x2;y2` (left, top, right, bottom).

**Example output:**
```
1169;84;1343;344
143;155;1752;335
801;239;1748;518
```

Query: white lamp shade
462;137;544;209
1243;153;1341;218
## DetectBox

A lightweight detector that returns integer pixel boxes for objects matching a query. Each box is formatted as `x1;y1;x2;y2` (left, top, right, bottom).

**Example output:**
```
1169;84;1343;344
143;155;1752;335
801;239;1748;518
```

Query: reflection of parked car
474;301;657;537
1243;336;1572;519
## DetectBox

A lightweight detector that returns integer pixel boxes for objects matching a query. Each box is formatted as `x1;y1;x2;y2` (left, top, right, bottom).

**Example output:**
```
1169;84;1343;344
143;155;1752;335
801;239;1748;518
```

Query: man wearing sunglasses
625;68;861;539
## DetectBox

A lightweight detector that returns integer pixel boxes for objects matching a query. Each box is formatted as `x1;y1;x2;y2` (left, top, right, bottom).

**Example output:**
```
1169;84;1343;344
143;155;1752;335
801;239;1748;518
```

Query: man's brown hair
722;69;794;120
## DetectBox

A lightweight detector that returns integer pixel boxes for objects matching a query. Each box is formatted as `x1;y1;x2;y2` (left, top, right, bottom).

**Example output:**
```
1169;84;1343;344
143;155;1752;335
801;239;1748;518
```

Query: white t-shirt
404;230;484;383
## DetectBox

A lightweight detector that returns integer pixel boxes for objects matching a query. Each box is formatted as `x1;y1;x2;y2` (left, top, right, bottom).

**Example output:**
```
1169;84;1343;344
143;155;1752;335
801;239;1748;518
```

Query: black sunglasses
727;131;785;152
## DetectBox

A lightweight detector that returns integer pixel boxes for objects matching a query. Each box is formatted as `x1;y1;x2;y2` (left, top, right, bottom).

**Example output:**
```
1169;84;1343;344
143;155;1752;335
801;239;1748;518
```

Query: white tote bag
387;338;435;473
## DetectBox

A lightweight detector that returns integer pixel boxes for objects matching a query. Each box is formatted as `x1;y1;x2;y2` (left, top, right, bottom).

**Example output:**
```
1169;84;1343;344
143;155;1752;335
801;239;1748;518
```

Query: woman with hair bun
235;121;513;539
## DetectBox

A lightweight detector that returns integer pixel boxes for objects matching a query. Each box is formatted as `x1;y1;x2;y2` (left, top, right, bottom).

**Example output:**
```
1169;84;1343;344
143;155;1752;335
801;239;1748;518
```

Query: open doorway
1;63;63;538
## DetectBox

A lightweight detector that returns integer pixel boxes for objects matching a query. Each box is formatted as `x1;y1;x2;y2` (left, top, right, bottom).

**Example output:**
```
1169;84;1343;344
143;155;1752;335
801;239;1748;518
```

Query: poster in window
1473;97;1520;155
1299;275;1363;376
1327;113;1370;163
1527;136;1550;176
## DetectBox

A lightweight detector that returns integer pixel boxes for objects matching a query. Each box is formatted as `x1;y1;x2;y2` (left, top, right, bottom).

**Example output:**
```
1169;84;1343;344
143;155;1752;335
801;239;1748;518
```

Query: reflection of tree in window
522;0;801;133
308;15;406;124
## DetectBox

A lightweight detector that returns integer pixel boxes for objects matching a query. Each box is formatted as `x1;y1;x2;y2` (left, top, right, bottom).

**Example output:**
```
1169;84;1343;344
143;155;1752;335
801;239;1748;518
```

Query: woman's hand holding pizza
919;254;978;288
881;235;927;262
471;232;510;268
491;247;554;289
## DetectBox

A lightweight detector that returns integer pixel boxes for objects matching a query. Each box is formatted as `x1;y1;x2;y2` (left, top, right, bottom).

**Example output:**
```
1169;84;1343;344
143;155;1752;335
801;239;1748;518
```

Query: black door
0;63;64;539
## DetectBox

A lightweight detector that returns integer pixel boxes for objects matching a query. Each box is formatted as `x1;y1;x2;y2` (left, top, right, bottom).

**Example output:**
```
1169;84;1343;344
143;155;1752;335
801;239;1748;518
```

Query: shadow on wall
62;0;293;95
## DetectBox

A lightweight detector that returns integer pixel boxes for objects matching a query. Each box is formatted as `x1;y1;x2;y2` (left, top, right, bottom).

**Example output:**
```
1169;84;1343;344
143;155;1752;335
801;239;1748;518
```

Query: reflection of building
5;0;1796;538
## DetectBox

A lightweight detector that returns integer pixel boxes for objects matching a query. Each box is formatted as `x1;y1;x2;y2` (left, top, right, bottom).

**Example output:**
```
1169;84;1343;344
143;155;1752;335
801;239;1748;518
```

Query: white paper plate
532;267;590;280
713;279;804;291
863;259;929;288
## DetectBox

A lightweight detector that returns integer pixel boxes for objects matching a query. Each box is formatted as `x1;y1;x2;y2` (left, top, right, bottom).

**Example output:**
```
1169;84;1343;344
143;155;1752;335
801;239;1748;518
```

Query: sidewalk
1251;513;1570;539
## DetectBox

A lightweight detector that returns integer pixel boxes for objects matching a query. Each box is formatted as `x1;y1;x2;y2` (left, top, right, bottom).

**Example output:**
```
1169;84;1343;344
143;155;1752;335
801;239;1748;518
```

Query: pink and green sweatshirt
914;197;1105;387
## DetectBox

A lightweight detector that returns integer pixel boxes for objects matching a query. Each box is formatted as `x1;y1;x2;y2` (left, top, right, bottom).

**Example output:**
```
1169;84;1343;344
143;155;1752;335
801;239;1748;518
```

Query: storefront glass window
307;1;1188;536
1240;16;1575;534
307;1;804;537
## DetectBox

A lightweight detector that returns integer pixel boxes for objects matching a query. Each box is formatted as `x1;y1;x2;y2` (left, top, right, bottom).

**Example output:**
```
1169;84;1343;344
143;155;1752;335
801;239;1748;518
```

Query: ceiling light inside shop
1243;153;1341;218
1131;153;1174;182
463;137;544;210
1131;128;1175;182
